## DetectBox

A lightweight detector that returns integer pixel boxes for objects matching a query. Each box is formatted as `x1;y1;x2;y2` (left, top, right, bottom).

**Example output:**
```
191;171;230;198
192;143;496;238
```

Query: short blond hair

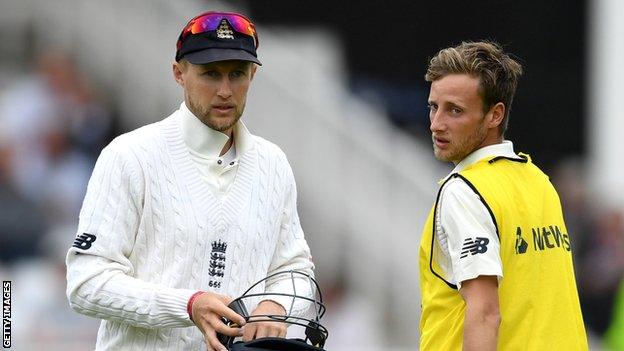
425;41;523;136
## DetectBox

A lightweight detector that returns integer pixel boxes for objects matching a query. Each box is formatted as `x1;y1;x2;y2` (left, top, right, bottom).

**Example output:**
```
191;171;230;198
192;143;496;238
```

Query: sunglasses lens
181;13;258;48
187;16;222;35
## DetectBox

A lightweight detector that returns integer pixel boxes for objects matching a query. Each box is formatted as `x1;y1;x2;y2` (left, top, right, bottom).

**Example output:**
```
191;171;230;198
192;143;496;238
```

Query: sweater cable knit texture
66;111;314;350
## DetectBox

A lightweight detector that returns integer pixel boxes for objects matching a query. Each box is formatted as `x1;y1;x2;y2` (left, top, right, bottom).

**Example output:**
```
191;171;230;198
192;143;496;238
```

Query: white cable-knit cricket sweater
66;107;314;350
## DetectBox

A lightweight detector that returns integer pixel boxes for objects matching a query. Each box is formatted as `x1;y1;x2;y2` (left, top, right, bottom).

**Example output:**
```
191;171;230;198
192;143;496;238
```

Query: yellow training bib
419;154;587;350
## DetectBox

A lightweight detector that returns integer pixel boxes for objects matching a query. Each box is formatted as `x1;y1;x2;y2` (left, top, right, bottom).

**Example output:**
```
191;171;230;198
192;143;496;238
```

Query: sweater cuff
155;288;198;327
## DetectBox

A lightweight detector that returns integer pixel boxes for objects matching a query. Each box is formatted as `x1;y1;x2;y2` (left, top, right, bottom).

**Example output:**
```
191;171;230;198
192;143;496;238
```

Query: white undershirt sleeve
439;177;503;289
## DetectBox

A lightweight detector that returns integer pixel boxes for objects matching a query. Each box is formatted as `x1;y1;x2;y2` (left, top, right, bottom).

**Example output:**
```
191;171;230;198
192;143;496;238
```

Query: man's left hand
242;300;287;341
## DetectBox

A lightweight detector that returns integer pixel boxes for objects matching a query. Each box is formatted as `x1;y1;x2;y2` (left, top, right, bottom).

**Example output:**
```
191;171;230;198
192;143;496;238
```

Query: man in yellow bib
418;41;588;351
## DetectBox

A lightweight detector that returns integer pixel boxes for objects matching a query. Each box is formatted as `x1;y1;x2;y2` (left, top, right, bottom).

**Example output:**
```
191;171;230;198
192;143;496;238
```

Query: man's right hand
191;292;247;351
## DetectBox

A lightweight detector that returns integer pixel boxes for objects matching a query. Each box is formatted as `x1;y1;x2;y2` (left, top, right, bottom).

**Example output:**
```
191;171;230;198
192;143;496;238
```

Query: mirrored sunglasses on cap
177;11;259;51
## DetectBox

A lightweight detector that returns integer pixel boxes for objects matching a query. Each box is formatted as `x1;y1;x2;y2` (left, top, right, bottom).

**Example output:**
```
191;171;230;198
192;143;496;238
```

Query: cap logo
216;19;235;39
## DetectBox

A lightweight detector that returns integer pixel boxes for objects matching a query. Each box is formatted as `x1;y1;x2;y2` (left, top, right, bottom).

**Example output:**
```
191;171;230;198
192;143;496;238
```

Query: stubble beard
434;123;488;164
187;98;245;132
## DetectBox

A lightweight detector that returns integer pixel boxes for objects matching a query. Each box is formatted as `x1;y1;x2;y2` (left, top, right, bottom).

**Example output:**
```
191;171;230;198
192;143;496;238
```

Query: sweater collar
179;101;253;159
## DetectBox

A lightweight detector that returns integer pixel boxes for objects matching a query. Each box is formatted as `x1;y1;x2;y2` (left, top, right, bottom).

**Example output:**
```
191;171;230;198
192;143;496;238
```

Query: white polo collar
179;101;254;159
440;140;517;183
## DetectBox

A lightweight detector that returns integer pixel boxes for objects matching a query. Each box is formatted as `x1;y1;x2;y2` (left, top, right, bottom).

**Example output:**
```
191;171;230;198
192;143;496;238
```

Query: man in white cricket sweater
66;11;315;351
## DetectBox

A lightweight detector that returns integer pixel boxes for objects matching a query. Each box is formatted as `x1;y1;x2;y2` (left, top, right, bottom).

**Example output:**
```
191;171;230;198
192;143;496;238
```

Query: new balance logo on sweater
460;237;489;258
73;233;97;250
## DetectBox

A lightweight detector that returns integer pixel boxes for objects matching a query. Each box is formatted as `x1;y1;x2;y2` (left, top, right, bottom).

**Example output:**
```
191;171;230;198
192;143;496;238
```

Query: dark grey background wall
247;0;586;171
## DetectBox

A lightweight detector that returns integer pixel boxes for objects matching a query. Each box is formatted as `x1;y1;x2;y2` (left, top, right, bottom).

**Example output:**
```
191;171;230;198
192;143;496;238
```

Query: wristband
187;291;206;321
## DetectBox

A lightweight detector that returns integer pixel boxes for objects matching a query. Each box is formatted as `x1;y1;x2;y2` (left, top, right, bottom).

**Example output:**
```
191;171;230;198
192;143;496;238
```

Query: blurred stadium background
0;0;622;350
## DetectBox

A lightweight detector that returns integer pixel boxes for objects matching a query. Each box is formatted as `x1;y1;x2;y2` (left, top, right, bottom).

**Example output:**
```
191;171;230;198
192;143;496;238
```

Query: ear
172;61;185;86
487;102;505;129
249;64;258;81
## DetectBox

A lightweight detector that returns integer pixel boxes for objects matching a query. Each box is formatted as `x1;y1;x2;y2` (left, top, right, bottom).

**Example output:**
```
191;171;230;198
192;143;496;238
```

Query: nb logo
460;237;489;258
73;233;97;250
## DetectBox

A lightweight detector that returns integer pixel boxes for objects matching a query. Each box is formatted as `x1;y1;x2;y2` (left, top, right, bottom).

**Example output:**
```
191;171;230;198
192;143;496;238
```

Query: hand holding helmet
190;291;247;351
243;300;288;341
216;270;329;350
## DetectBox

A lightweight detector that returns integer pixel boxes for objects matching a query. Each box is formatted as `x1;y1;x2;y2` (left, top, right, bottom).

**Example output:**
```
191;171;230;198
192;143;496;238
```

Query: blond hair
425;41;523;136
